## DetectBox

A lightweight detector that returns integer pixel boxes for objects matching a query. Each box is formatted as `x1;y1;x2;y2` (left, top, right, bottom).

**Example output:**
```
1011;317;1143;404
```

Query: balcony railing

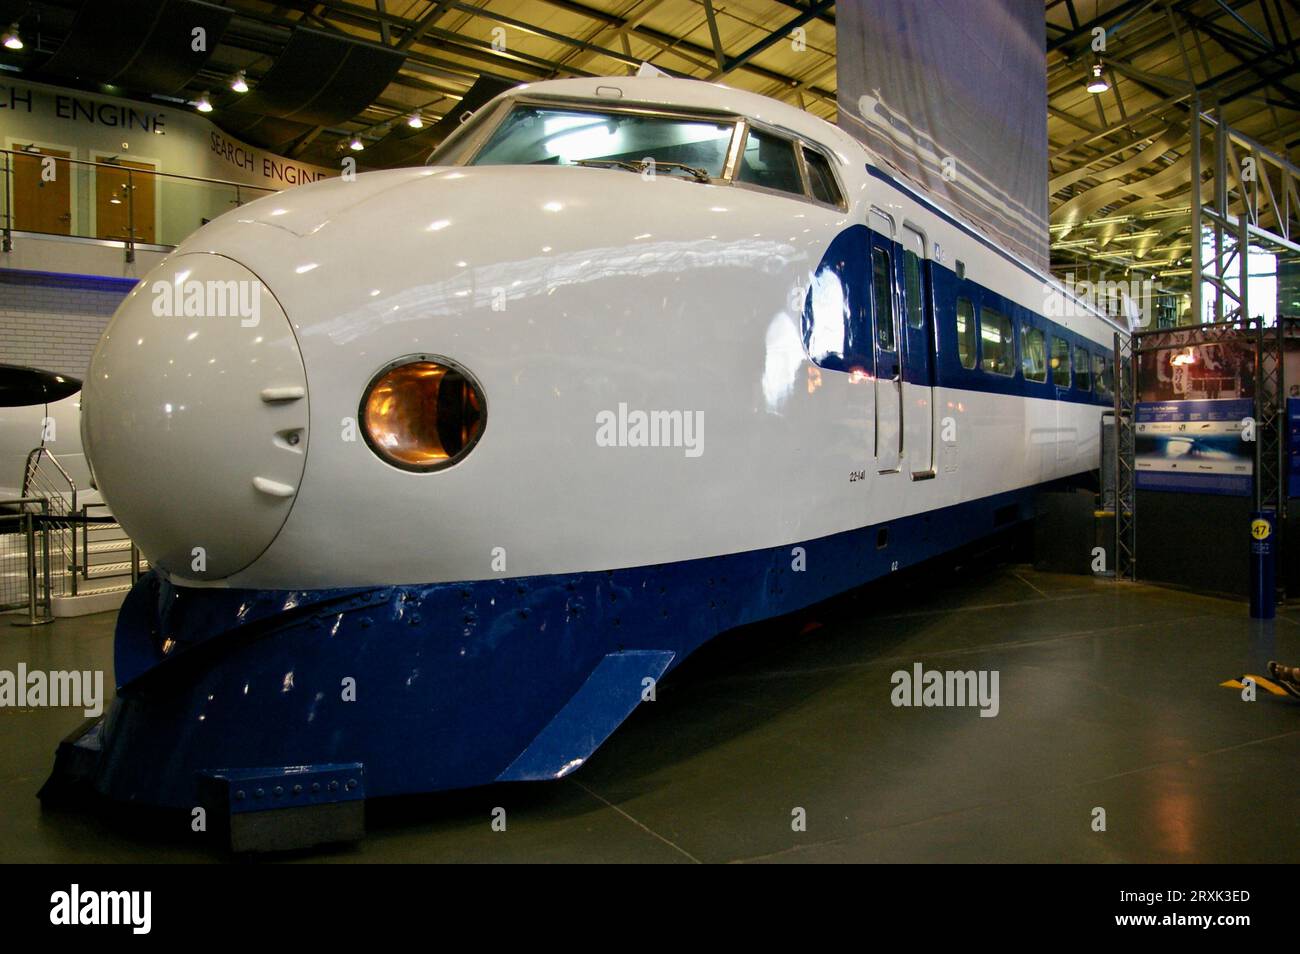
1;148;278;262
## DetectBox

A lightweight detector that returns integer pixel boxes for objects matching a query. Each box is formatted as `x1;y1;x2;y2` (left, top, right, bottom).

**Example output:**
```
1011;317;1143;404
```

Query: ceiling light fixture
230;71;249;93
1086;63;1109;94
349;135;365;151
195;91;213;113
2;23;22;50
407;112;423;129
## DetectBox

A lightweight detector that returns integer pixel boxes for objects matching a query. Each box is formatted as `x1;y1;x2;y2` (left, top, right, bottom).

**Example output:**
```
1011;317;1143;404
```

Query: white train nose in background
82;253;309;581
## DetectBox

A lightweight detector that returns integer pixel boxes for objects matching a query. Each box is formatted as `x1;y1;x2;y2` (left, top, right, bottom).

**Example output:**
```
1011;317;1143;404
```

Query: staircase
52;505;148;617
19;448;147;618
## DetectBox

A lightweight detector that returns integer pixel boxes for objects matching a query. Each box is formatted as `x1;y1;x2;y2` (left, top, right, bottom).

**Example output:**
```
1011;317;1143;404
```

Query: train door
869;210;902;473
898;223;935;477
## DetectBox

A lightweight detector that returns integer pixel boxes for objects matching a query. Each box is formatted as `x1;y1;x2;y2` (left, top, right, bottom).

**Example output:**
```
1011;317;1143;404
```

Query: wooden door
96;158;156;244
12;148;72;235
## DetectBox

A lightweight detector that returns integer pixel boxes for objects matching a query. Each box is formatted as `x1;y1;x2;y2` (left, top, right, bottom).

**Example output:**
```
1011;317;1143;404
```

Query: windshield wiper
651;161;711;182
573;158;711;183
574;158;645;174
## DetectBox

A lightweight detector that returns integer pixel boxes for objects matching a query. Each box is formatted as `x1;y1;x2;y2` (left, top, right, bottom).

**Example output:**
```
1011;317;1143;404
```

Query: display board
1135;398;1253;496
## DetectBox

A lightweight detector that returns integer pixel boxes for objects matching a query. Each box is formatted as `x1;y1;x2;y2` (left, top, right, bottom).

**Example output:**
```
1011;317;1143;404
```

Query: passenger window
1074;346;1092;391
803;147;843;206
1050;336;1070;387
1103;357;1115;393
980;307;1014;376
737;128;803;195
955;297;976;369
902;247;924;330
1021;326;1047;382
872;246;895;352
1091;351;1107;394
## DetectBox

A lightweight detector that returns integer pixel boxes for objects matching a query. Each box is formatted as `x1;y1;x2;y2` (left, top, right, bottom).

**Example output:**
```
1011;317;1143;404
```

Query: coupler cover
197;762;366;853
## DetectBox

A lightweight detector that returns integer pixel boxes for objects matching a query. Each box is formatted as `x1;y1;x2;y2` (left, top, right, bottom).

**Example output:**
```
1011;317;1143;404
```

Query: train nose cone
83;253;308;580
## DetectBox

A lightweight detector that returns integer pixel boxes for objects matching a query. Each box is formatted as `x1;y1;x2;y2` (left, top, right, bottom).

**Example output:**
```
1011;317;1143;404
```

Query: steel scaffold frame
1115;316;1286;589
1114;329;1136;581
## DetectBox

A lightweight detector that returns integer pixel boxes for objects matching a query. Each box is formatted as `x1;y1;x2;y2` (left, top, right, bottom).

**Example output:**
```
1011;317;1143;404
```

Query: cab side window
803;147;843;206
737;128;803;195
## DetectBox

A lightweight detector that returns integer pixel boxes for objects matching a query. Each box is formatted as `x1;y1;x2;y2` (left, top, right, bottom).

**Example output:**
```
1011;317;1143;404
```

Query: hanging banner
836;0;1049;268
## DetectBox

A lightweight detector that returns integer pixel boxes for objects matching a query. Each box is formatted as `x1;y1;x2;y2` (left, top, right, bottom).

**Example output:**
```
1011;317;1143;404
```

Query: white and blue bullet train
45;77;1123;818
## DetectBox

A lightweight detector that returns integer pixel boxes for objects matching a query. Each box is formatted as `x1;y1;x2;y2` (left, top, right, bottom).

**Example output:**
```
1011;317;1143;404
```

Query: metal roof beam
396;0;456;51
436;0;676;74
702;0;726;69
530;0;836;101
1177;6;1300;107
771;0;836;28
1211;0;1275;50
709;0;836;80
1047;0;1160;53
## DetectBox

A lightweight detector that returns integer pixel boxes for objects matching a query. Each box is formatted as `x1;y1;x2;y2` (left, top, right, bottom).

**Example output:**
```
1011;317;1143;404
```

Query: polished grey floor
2;563;1298;863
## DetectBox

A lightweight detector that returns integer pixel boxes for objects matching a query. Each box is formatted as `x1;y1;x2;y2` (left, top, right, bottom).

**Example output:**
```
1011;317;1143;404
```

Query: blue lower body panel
51;486;1041;811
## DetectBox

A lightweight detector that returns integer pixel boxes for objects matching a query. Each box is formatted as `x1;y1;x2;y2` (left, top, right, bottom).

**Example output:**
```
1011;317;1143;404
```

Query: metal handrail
21;447;78;597
1;495;54;626
22;445;76;500
0;146;282;191
79;501;117;580
17;451;145;599
0;147;279;259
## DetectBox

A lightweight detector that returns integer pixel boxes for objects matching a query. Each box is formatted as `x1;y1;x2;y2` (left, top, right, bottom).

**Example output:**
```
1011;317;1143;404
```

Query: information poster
1135;398;1253;496
1137;342;1255;403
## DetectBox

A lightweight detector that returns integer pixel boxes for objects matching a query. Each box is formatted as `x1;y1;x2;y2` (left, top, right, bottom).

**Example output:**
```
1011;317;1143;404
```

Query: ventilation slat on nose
260;386;306;402
253;476;297;498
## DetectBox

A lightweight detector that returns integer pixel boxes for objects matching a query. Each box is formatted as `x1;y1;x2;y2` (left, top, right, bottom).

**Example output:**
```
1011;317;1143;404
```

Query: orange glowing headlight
360;356;485;472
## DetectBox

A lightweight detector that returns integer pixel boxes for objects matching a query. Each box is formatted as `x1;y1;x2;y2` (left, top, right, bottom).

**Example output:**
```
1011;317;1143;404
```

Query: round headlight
360;356;485;472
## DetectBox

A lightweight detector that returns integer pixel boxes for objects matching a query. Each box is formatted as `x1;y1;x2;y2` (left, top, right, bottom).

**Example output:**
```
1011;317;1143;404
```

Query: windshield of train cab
459;104;738;181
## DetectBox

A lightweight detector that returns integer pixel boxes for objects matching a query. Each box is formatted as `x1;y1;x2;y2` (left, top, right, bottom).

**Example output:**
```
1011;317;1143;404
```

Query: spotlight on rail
1086;63;1109;94
230;71;249;93
349;135;365;151
407;112;424;129
195;91;213;113
2;23;22;50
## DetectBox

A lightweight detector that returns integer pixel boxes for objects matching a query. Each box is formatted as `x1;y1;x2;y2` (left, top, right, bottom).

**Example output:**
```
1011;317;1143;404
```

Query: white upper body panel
81;77;1119;590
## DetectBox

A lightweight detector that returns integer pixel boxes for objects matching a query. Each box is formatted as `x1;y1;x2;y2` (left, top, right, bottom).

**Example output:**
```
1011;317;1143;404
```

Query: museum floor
4;561;1298;863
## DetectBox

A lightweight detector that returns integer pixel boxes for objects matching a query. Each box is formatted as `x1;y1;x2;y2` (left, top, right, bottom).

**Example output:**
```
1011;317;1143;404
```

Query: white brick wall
0;271;134;378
